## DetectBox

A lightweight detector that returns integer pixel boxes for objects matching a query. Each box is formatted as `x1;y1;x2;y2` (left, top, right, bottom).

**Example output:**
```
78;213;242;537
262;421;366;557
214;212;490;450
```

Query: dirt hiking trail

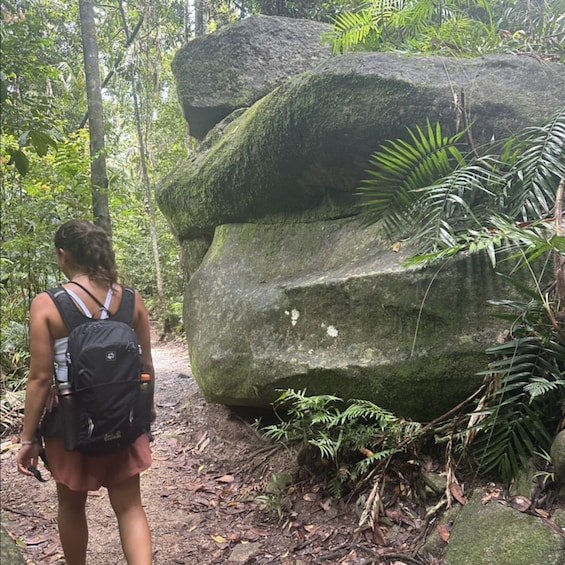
4;332;420;565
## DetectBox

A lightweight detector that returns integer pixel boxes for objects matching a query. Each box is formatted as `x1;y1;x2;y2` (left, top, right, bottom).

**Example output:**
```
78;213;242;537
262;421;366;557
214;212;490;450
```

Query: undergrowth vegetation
258;109;565;513
263;389;423;497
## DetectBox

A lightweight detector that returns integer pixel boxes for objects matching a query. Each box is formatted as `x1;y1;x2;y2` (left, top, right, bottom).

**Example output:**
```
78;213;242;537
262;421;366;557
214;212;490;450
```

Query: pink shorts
44;434;152;491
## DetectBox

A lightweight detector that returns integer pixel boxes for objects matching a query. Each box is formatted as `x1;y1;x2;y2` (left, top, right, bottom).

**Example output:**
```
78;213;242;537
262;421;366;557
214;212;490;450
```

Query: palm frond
502;110;565;220
471;400;553;482
357;120;467;237
468;303;563;483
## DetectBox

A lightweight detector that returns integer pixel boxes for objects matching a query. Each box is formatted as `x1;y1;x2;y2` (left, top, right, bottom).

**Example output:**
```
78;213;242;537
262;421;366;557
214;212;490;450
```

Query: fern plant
356;109;564;484
466;286;565;483
326;0;565;59
325;0;499;55
263;389;422;496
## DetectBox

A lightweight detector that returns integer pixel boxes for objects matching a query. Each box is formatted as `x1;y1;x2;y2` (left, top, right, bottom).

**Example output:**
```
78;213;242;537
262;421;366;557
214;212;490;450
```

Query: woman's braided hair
55;220;118;286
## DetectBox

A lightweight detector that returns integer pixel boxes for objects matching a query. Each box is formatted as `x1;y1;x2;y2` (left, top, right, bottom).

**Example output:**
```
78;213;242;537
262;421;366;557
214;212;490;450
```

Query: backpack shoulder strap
45;286;89;332
111;286;136;326
45;285;136;329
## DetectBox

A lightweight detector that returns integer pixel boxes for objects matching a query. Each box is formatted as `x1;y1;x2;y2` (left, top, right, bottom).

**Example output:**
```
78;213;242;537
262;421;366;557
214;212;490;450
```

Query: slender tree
79;0;112;235
194;0;206;36
117;0;166;310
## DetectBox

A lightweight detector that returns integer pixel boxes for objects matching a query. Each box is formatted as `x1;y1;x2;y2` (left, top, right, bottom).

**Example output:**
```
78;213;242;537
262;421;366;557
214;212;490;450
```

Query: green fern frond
327;9;379;54
327;471;347;498
262;390;424;496
357;120;468;237
309;433;342;461
524;376;565;398
355;448;398;476
339;398;399;425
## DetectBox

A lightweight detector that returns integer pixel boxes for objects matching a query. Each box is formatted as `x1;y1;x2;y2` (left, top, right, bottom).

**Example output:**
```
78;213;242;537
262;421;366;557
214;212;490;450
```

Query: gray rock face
171;15;331;139
161;51;565;242
158;16;565;413
1;523;25;565
185;219;514;419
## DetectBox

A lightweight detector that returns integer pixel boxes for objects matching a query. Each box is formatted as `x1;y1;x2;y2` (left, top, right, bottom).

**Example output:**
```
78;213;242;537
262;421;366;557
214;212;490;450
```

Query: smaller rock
509;459;536;498
422;472;446;495
444;490;564;565
229;541;261;562
0;523;25;565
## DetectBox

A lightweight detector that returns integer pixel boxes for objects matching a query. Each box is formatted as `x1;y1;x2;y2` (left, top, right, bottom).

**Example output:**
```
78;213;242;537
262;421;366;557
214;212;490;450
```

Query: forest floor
5;328;553;565
1;330;445;565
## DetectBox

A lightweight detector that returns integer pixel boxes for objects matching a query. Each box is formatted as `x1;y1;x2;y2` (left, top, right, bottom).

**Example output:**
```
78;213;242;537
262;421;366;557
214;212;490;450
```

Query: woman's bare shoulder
31;290;56;310
30;290;61;322
31;290;70;338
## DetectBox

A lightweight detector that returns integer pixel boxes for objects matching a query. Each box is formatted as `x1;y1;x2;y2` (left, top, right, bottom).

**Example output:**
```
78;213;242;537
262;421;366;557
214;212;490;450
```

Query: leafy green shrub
327;0;565;60
263;389;422;497
465;279;565;483
1;320;30;391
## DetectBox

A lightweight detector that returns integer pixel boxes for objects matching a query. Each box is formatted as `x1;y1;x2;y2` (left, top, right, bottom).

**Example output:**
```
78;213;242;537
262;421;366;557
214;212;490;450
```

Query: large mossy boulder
185;218;515;419
160;51;565;243
171;15;331;140
157;16;565;414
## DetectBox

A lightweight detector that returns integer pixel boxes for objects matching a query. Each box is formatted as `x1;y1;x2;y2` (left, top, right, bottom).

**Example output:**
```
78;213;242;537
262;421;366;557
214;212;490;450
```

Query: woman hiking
17;219;155;565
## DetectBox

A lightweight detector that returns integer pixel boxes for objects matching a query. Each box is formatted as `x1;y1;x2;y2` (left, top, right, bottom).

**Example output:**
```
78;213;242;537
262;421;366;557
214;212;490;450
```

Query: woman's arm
17;293;56;476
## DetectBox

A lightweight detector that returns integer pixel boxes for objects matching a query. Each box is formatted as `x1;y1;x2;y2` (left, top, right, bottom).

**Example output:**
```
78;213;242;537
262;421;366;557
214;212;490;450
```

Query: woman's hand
16;443;41;477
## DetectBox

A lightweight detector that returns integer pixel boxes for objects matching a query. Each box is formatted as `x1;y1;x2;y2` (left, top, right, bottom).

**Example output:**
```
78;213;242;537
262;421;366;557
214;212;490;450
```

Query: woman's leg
108;473;152;565
56;483;88;565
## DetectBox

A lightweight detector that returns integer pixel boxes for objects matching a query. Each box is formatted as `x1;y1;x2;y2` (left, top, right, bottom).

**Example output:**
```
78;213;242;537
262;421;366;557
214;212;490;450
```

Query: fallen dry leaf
534;508;550;518
23;534;51;546
481;488;501;504
509;496;531;512
449;482;468;505
359;446;374;457
319;499;332;512
216;474;235;483
437;523;451;542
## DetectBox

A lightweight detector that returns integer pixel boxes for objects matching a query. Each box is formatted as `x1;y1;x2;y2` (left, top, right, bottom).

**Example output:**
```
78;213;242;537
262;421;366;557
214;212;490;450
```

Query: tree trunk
554;178;565;311
131;85;165;309
118;0;166;312
194;0;206;37
79;0;112;235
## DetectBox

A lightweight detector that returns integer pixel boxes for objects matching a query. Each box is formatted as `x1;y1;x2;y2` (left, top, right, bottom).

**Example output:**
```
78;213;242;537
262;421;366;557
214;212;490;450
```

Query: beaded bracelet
20;440;38;445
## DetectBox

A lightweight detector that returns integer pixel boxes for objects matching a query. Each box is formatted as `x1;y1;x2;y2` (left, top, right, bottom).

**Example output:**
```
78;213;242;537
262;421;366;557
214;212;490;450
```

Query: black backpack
44;283;150;456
